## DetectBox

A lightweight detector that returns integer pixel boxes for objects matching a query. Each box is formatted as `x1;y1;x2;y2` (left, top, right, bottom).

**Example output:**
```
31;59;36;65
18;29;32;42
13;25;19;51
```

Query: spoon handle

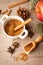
34;35;43;44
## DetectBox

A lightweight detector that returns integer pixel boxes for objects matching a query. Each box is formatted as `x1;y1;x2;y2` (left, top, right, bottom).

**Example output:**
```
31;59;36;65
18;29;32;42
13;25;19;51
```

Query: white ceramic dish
0;15;28;39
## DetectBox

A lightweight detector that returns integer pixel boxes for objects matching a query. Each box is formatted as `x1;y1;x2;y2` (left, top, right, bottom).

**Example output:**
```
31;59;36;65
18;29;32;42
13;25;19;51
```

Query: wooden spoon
24;35;43;54
14;18;32;31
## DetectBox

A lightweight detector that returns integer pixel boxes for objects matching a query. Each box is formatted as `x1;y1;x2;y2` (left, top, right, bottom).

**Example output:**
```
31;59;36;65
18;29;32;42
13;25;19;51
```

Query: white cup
0;15;28;39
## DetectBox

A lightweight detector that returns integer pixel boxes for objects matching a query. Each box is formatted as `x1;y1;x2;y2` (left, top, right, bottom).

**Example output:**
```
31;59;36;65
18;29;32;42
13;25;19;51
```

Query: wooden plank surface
0;0;43;65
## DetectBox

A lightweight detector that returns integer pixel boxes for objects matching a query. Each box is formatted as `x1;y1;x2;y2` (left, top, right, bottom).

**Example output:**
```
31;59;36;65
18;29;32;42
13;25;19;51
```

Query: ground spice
4;19;23;36
24;43;33;52
15;53;28;61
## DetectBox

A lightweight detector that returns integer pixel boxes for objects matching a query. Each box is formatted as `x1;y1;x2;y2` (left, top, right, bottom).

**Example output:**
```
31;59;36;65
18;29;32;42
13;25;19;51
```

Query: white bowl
0;15;28;39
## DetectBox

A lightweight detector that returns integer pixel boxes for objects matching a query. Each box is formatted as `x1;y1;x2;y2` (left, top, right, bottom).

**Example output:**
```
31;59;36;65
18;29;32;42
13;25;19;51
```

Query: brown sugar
24;43;33;52
4;19;23;36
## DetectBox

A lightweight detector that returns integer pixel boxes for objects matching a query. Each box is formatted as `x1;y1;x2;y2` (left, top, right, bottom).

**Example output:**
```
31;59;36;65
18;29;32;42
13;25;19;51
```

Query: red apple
35;0;43;22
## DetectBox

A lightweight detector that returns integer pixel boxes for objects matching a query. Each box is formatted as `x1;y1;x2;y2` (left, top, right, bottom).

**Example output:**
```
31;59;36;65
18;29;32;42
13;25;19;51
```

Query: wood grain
0;0;43;65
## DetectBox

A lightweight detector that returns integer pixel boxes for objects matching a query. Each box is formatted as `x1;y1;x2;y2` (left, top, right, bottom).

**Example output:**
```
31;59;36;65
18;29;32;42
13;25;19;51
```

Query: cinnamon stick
6;9;12;15
14;18;32;31
1;9;8;14
8;0;28;8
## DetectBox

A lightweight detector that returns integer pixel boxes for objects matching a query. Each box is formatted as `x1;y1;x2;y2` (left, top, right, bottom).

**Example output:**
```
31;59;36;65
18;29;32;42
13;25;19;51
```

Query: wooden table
0;0;43;65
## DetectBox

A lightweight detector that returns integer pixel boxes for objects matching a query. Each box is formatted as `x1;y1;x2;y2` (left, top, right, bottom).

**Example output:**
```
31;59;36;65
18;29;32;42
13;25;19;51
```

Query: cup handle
19;29;28;39
0;14;9;24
